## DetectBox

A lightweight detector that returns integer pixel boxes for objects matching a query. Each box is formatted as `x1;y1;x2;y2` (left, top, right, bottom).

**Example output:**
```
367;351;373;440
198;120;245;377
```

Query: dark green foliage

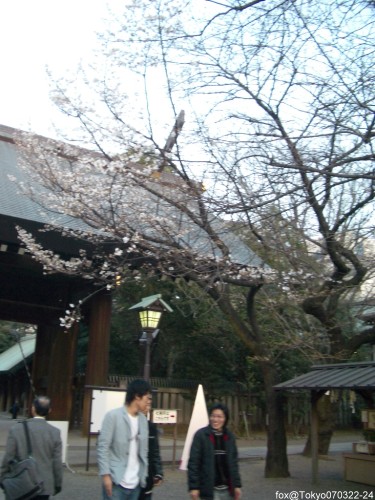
109;276;168;376
0;321;21;353
75;324;89;373
109;276;252;391
363;429;375;442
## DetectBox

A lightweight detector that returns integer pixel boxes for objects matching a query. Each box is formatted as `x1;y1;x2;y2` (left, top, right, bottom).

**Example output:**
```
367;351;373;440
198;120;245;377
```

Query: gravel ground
2;453;368;500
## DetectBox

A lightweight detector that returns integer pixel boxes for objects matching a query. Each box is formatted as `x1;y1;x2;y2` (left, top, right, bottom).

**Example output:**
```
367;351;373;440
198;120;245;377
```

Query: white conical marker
179;384;209;470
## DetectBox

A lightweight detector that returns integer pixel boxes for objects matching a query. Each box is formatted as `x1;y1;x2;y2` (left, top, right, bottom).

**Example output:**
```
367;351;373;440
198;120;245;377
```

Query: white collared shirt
120;413;139;489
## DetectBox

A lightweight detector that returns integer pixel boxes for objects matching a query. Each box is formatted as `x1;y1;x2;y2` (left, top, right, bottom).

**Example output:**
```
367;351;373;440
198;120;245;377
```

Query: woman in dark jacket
188;403;242;500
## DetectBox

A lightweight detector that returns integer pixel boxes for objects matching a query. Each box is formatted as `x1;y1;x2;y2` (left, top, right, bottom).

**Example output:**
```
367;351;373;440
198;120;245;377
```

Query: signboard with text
153;409;177;424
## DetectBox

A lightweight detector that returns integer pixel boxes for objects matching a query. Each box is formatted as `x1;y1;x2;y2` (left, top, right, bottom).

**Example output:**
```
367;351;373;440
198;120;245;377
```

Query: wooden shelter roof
274;361;375;391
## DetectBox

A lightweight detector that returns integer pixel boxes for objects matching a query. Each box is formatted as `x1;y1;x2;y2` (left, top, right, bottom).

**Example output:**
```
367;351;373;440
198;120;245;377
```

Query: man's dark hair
209;402;230;427
33;396;51;417
125;379;152;405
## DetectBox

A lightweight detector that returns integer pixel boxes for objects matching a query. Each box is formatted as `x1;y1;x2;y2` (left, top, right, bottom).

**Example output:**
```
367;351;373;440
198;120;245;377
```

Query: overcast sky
0;0;109;137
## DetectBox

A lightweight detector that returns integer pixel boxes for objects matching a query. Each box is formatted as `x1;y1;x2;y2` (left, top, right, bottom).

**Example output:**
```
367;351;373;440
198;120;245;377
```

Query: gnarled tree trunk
262;361;290;477
302;394;338;456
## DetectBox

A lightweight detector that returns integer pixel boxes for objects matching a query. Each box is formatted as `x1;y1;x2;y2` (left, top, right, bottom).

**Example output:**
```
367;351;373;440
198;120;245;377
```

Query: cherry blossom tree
13;0;375;476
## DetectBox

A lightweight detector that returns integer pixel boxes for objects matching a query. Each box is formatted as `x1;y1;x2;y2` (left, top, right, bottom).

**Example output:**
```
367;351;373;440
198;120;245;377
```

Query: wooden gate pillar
32;323;78;422
82;290;112;435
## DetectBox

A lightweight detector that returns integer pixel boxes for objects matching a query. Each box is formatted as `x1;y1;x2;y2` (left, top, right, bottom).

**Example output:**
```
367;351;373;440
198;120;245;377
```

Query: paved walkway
0;414;373;499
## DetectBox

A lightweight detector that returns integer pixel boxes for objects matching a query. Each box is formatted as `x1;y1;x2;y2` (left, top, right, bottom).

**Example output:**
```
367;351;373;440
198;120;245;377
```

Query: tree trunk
211;286;290;477
302;394;337;456
262;361;290;477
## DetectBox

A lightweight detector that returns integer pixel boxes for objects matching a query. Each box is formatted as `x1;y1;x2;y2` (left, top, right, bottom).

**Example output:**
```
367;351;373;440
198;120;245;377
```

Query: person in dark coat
1;395;63;499
139;407;163;499
10;401;20;419
188;403;242;500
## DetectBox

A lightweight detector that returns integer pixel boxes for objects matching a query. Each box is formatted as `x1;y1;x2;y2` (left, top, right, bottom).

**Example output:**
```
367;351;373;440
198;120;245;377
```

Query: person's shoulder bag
0;420;44;500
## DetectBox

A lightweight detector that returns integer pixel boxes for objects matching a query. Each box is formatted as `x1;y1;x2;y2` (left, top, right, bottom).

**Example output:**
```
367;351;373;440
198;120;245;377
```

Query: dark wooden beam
82;290;112;435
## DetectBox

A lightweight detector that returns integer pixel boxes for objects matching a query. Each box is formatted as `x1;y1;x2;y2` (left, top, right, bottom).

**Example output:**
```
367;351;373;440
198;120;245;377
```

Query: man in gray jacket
97;379;152;500
1;395;63;499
